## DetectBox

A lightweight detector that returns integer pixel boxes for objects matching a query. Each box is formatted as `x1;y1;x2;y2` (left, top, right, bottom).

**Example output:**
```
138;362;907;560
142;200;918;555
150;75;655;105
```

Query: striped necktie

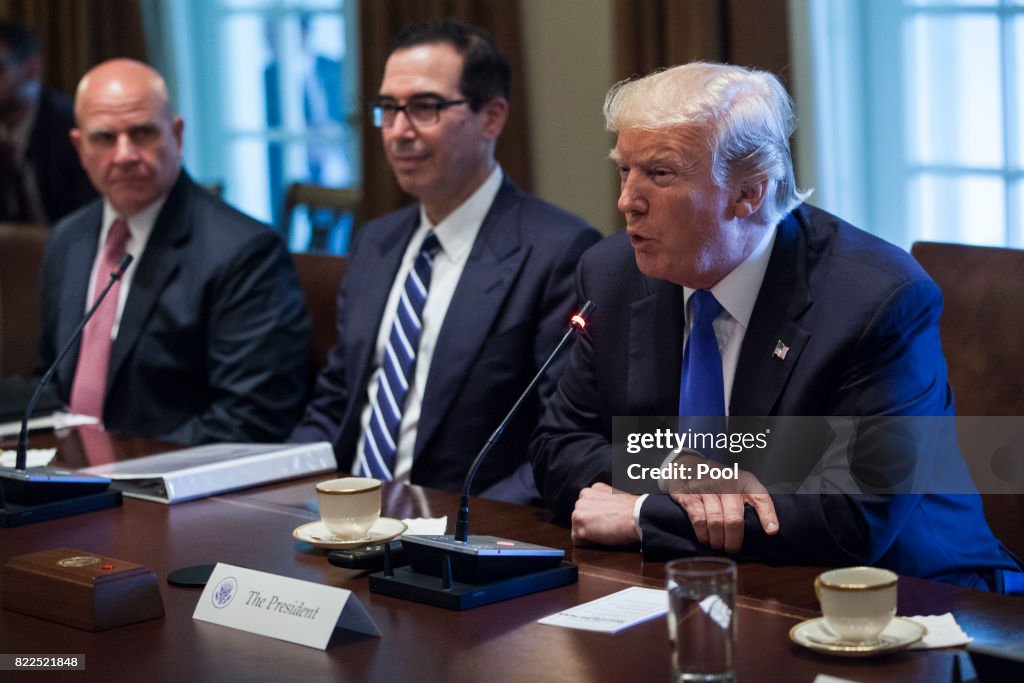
678;290;727;458
358;231;441;480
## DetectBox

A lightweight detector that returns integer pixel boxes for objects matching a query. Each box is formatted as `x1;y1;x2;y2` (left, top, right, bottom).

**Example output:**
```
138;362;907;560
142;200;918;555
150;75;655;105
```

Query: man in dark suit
0;21;95;223
290;20;599;503
38;59;310;445
530;62;1021;590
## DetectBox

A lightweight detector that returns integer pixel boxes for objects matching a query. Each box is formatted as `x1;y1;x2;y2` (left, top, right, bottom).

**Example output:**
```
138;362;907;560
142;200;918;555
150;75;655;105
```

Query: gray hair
604;62;810;225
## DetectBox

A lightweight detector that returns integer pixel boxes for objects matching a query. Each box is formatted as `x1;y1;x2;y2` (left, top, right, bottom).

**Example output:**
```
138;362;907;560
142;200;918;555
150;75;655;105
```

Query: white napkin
401;516;448;535
0;448;57;468
908;613;972;649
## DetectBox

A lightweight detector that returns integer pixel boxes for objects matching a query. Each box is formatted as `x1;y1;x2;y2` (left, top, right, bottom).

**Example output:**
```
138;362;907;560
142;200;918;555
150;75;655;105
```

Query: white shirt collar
417;164;503;261
100;194;169;258
685;224;778;328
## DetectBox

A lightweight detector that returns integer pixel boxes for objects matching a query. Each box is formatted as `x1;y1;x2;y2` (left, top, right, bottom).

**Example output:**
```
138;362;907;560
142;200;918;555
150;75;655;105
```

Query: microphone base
1;468;121;527
0;488;122;527
369;562;578;611
400;534;565;583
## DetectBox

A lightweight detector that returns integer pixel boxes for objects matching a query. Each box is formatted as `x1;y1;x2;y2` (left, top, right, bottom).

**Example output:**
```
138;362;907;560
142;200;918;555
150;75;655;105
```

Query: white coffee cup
814;566;898;643
315;477;381;540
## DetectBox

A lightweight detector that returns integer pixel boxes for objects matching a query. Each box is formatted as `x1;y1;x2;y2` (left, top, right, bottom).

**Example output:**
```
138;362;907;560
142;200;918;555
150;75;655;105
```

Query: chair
911;241;1024;559
291;252;348;375
912;241;1024;416
283;183;361;255
0;223;50;380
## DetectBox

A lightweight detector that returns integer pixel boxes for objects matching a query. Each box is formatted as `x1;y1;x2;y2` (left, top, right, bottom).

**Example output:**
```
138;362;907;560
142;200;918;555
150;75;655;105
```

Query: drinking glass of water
666;557;737;682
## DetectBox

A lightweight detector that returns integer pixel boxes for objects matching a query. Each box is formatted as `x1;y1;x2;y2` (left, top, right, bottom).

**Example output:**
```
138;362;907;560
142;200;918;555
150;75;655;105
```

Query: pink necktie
69;219;131;421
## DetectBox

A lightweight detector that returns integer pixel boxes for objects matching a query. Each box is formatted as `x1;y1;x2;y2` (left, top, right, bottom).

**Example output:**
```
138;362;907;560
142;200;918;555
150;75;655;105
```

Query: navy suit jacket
26;89;97;223
291;176;600;502
38;172;311;444
531;204;1018;587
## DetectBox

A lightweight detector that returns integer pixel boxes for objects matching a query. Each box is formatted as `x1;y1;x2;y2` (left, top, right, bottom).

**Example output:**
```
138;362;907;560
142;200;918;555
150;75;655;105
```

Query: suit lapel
628;278;685;415
414;179;528;456
105;174;192;395
345;210;419;396
731;212;813;415
56;203;103;391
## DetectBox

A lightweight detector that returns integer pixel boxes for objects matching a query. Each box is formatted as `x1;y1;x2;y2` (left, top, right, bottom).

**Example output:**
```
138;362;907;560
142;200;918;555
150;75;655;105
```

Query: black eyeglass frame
370;98;468;128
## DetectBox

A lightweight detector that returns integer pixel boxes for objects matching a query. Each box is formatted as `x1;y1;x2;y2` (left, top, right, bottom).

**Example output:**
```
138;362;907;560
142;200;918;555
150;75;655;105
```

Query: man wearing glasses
291;19;599;504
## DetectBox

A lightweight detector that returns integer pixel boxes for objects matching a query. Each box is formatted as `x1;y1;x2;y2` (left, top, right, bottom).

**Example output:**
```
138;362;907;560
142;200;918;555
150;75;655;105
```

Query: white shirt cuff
633;493;649;541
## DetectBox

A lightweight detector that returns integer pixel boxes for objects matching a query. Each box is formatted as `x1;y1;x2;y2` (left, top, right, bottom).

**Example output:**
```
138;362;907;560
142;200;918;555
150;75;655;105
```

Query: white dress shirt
355;165;504;481
84;197;165;338
633;223;779;532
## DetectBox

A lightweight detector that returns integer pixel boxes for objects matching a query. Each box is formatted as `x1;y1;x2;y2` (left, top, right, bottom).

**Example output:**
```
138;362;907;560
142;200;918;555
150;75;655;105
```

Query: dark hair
0;21;39;61
391;18;510;111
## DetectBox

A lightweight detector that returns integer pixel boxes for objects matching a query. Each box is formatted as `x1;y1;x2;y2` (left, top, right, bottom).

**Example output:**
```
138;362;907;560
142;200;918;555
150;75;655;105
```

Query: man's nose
389;109;418;137
113;134;140;163
617;171;646;215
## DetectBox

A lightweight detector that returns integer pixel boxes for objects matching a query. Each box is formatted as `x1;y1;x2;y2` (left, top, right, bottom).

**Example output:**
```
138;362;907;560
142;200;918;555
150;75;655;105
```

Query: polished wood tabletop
2;428;1023;682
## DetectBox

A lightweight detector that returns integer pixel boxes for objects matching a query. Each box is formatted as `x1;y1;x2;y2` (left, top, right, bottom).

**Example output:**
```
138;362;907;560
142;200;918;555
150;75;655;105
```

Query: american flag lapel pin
772;339;790;361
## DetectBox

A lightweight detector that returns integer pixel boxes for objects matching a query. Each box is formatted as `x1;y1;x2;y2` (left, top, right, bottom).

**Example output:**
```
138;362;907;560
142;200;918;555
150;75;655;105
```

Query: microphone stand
370;301;594;609
455;300;594;542
0;255;133;526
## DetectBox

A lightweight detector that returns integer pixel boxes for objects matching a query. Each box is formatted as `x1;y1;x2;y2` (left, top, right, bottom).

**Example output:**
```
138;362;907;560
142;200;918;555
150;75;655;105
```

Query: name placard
193;563;380;649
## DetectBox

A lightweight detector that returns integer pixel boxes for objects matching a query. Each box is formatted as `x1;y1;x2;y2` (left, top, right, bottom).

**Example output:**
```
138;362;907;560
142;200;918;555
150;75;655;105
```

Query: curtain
613;0;791;86
359;0;530;221
0;0;147;98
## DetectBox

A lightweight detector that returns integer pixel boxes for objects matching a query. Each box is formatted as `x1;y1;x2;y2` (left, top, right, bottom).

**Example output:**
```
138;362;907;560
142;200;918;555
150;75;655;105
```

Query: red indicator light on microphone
571;315;586;329
102;564;114;570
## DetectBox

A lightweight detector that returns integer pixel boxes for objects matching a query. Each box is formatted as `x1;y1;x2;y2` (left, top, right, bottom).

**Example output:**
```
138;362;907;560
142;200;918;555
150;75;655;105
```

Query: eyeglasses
370;98;467;128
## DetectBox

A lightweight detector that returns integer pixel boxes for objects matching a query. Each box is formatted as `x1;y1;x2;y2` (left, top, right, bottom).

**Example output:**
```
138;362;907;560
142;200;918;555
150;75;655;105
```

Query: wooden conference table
1;428;1022;682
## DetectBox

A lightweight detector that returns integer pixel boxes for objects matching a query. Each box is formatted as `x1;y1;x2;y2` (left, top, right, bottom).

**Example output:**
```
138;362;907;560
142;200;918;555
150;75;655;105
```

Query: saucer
293;518;407;550
789;617;927;657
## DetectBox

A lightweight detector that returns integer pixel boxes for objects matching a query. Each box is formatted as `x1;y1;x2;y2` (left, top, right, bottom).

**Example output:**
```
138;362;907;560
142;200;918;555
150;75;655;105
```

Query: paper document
0;448;57;468
538;586;668;633
0;412;99;438
79;442;335;503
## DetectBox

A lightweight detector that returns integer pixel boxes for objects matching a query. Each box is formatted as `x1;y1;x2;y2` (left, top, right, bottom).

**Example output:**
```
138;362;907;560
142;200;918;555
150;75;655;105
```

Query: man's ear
734;179;768;219
69;128;82;155
479;97;509;141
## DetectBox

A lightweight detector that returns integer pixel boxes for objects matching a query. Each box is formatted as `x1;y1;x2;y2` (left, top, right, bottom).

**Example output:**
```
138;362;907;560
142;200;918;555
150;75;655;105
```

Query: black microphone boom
0;254;133;523
369;301;595;609
454;299;595;542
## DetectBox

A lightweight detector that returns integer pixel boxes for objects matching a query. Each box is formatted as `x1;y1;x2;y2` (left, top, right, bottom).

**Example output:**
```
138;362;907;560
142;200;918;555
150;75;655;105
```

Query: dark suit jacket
291;176;600;502
39;172;311;444
531;204;1019;587
26;89;97;223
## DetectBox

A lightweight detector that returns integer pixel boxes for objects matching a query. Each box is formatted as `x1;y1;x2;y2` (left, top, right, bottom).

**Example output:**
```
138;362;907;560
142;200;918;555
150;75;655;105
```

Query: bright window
792;0;1023;248
143;0;359;254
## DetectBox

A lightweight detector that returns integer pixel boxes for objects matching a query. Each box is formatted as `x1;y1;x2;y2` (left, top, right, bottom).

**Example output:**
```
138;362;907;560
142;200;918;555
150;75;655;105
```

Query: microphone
370;301;594;609
454;299;595;542
1;254;133;508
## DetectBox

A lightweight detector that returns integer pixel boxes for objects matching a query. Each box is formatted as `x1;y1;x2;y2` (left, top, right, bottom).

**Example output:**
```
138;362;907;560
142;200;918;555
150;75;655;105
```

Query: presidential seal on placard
57;555;102;568
212;577;238;608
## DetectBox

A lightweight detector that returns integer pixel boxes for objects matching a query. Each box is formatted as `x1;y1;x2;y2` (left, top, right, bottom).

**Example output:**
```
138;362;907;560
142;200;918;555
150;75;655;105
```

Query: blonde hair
604;62;810;224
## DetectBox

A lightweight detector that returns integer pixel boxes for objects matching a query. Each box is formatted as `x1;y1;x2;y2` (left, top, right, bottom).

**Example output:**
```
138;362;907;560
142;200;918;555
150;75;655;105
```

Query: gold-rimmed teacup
814;566;898;644
315;477;382;541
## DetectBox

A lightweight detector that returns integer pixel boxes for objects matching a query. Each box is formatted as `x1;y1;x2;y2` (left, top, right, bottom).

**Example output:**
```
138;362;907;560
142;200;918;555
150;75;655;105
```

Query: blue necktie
359;232;441;480
679;290;726;457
